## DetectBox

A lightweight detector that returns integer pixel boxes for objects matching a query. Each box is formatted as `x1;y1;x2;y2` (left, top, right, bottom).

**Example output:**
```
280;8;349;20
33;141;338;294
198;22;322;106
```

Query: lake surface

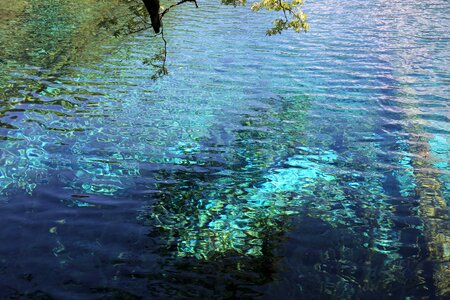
0;0;449;298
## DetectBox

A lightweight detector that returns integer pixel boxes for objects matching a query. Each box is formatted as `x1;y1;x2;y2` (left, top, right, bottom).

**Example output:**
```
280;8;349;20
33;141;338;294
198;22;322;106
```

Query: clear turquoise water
0;0;449;298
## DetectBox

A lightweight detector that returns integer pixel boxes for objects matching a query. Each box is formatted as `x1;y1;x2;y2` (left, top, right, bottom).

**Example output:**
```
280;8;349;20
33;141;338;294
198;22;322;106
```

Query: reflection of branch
145;0;197;79
128;0;199;79
161;25;168;73
149;24;169;80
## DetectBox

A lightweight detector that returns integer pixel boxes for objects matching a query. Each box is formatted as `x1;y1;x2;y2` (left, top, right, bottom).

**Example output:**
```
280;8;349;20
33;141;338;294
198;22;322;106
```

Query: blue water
0;0;449;298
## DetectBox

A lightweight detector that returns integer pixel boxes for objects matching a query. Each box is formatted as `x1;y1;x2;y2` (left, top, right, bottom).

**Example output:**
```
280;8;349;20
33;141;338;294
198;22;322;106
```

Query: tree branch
161;0;198;18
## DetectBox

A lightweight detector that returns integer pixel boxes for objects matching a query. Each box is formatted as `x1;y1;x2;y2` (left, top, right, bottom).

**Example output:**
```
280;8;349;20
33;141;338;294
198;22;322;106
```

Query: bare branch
161;0;198;18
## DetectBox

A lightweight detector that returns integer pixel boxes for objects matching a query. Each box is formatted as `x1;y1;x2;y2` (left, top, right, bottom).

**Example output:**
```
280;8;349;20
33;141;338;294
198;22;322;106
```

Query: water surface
0;0;449;298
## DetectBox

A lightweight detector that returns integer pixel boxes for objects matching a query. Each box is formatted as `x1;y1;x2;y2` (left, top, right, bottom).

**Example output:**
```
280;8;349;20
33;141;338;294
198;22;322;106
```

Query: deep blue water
0;0;449;298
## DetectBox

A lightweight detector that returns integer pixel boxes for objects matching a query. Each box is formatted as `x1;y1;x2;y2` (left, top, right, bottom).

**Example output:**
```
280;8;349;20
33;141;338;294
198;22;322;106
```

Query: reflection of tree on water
137;89;422;297
131;95;309;297
142;95;309;255
0;0;129;68
0;0;159;197
390;89;450;297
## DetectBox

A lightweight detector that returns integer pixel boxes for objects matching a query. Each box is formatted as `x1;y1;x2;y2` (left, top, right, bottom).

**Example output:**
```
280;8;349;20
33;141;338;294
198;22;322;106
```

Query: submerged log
410;135;450;297
142;0;161;33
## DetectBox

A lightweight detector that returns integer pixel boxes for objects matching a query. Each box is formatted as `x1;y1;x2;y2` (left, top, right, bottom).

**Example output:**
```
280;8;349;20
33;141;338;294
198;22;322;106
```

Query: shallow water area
0;0;449;298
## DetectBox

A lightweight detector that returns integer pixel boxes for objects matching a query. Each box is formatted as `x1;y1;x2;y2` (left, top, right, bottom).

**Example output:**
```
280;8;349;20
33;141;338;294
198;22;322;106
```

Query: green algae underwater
0;0;449;298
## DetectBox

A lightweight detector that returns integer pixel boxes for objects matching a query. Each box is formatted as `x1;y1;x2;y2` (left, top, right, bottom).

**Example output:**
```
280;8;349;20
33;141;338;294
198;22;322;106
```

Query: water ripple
0;0;448;298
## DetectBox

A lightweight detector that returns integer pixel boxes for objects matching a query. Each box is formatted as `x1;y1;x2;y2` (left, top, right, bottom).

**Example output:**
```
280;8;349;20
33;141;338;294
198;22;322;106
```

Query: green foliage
222;0;309;35
252;0;309;35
